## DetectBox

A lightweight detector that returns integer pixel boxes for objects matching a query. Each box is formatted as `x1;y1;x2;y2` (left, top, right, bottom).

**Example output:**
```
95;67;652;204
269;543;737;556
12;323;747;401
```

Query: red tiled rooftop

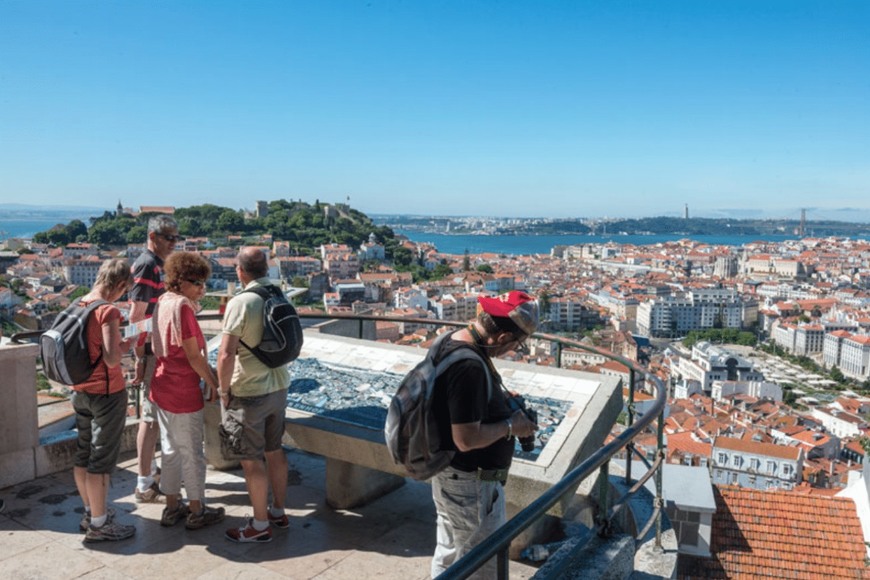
679;485;869;579
714;436;801;460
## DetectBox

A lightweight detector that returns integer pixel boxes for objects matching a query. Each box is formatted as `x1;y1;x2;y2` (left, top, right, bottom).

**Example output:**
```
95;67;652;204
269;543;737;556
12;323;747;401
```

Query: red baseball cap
477;291;539;335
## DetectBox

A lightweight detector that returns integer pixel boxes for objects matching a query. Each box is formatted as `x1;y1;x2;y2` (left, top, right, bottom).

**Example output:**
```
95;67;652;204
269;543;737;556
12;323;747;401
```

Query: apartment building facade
711;436;803;491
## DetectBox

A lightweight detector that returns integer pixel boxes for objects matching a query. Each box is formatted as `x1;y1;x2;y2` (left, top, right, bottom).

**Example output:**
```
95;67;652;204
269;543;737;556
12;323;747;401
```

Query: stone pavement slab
0;448;539;579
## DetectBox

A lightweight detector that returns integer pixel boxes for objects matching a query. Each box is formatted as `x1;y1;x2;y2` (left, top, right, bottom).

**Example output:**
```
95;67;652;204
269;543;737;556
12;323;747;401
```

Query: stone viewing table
278;333;623;516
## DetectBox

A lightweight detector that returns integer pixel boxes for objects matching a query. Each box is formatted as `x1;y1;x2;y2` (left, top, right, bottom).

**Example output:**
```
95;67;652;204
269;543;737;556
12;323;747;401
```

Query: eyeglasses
158;233;181;243
186;279;205;287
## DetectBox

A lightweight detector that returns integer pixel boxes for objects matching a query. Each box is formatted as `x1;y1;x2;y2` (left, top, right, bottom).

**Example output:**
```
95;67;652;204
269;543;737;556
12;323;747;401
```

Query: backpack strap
238;284;280;354
431;332;494;403
76;298;110;393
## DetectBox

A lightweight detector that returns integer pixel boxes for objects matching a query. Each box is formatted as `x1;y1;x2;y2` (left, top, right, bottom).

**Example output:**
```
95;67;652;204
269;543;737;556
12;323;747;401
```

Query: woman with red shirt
149;251;224;529
73;258;138;543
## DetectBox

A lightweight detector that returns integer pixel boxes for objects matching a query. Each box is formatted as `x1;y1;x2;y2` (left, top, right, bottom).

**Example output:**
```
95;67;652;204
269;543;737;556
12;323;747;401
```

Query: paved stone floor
0;449;537;579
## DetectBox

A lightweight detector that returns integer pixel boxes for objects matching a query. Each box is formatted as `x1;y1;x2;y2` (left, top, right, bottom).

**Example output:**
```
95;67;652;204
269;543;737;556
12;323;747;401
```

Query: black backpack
239;285;303;368
40;298;108;385
384;332;492;480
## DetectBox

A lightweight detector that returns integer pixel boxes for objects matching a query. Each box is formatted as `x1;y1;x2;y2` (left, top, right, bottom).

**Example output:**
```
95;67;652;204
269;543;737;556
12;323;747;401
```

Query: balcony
0;316;669;579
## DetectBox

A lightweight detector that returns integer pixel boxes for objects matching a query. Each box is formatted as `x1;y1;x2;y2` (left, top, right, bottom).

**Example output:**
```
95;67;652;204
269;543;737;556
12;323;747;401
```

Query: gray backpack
40;299;107;386
384;332;492;480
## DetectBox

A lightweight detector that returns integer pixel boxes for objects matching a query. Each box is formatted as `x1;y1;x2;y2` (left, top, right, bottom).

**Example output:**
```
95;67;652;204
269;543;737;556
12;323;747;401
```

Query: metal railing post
625;369;636;485
655;407;665;549
496;548;508;579
596;462;611;536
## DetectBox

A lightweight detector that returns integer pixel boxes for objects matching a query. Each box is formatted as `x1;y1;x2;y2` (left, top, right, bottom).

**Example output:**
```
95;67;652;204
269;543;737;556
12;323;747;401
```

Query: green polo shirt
222;277;291;397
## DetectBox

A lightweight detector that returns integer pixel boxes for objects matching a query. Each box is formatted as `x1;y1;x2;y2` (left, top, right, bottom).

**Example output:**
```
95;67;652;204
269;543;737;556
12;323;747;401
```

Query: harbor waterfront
2;220;807;252
394;230;804;256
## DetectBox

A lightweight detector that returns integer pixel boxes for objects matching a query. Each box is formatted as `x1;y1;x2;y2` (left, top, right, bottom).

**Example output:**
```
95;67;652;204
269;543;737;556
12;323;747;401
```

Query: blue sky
1;1;868;220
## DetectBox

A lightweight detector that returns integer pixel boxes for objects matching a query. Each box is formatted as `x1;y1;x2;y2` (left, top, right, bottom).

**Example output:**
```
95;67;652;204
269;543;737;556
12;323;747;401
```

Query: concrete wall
0;343;139;489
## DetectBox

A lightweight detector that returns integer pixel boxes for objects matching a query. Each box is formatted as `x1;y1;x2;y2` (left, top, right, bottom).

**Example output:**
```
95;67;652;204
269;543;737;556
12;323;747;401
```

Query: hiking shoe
225;519;272;543
160;503;190;527
185;506;226;530
268;508;289;529
84;520;136;542
135;481;162;503
79;507;116;532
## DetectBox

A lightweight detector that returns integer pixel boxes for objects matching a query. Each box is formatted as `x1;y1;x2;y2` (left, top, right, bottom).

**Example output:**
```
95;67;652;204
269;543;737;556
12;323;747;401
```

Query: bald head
238;247;268;280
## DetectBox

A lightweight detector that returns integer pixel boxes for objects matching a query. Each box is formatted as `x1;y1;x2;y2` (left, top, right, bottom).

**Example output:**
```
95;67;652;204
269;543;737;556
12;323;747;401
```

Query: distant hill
28;200;399;258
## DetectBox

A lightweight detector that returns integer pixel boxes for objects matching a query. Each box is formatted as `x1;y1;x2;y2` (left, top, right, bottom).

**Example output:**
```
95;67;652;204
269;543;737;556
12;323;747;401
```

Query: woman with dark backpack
72;258;138;543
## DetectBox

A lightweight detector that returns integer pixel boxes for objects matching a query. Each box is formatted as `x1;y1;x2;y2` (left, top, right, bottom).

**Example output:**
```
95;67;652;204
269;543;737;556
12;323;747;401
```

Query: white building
811;407;867;438
711;436;803;491
674;342;765;393
840;335;870;379
637;289;754;338
711;380;783;403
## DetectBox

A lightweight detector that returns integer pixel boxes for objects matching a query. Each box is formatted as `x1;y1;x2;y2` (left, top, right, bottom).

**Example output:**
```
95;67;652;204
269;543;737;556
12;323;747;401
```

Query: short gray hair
147;215;178;235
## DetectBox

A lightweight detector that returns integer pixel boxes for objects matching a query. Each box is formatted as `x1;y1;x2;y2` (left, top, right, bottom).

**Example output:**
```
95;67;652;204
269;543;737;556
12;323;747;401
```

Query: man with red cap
429;290;540;578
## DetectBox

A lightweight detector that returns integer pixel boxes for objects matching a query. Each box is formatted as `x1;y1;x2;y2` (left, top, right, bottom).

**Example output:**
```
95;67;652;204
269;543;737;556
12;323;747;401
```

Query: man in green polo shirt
217;247;291;543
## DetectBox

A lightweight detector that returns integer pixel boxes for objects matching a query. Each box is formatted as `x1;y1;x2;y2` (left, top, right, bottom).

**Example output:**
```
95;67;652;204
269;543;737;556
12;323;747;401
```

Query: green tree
476;264;493;274
216;209;244;233
432;263;453;279
65;219;88;241
392;246;414;267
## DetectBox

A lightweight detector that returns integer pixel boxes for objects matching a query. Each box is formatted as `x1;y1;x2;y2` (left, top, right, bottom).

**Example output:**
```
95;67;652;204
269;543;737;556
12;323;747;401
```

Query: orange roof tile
714;436;801;460
679;485;869;579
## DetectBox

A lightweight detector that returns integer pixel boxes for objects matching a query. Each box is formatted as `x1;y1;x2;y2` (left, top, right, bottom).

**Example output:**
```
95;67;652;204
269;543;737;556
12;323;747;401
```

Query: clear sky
1;1;868;220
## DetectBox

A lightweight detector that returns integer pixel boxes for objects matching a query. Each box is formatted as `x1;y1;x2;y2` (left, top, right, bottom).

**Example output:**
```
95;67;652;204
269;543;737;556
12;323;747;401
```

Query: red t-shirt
149;305;206;414
74;302;126;395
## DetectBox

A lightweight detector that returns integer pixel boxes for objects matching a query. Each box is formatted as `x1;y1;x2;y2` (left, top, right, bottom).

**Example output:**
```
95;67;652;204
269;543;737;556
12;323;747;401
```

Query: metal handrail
11;311;666;579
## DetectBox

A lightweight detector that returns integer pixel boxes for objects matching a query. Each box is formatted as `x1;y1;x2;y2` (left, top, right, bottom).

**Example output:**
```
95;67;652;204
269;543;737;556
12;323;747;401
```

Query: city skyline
1;1;868;220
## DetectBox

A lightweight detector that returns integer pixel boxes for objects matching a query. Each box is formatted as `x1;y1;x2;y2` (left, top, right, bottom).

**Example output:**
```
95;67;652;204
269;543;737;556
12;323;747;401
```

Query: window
767;461;776;474
730;472;738;484
782;464;792;476
750;458;760;471
718;453;728;465
679;522;700;547
733;456;743;468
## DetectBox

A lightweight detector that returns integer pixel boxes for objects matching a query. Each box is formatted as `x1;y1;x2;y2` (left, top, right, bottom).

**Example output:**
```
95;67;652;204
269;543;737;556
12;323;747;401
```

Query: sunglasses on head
186;279;205;287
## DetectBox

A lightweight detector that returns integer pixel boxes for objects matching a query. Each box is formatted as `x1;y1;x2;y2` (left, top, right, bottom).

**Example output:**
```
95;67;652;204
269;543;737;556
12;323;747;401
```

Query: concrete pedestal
0;343;40;488
325;458;405;509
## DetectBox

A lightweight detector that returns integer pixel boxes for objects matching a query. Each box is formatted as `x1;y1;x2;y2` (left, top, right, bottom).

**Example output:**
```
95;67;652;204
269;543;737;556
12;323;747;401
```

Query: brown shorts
220;389;287;460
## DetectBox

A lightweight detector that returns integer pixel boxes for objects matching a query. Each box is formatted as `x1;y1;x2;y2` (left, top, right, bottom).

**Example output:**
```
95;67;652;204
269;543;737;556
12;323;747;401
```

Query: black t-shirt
432;333;515;472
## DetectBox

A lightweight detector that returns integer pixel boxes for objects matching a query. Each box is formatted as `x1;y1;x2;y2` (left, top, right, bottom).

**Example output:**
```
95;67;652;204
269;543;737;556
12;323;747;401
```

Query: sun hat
477;291;539;335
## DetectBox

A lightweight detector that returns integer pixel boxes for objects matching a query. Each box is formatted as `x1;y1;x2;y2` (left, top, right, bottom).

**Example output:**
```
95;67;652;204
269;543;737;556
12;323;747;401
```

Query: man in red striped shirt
130;214;179;502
